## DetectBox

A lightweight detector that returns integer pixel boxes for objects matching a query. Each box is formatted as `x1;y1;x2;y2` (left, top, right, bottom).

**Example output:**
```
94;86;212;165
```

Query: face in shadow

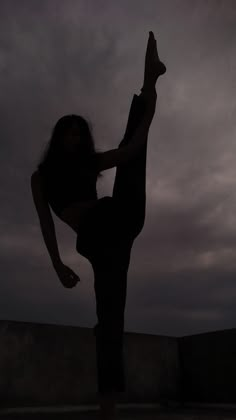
62;122;84;155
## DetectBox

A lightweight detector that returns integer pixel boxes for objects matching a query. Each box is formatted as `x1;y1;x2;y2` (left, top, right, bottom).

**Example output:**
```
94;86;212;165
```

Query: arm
30;171;62;270
96;89;157;172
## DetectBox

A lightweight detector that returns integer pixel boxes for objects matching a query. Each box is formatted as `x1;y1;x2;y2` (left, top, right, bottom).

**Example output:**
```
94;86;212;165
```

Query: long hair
37;114;103;180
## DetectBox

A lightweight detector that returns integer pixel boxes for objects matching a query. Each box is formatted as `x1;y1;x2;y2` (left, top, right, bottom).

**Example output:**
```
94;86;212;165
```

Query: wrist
53;259;63;270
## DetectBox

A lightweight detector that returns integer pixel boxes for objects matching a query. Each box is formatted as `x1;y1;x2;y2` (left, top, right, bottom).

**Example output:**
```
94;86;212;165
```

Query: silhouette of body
76;91;146;389
75;32;166;416
31;31;166;419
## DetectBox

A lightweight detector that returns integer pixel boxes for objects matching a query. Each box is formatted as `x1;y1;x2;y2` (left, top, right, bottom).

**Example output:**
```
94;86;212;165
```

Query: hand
54;262;80;288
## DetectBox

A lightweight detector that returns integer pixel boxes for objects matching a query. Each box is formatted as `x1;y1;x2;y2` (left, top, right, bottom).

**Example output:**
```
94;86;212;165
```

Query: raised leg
112;91;148;241
112;31;165;242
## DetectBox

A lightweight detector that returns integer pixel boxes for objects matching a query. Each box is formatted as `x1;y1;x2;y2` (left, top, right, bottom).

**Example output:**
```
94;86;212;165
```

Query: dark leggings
76;91;149;395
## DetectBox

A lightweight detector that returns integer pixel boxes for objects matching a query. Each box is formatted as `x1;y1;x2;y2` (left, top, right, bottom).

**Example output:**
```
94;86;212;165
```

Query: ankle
140;85;156;101
141;80;157;93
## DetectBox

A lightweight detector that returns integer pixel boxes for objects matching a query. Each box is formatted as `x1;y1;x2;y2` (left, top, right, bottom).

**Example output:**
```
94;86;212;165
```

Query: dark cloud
1;0;236;336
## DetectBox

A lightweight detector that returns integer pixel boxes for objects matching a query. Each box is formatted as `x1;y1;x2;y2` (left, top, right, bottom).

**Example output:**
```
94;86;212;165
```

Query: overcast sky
1;0;236;337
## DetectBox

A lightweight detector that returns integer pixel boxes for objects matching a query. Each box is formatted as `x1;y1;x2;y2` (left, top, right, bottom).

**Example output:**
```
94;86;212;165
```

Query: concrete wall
0;320;181;407
124;331;181;403
178;328;236;404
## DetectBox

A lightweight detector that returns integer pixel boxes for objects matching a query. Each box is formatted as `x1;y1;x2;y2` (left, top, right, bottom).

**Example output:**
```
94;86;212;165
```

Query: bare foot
142;31;166;91
152;32;166;77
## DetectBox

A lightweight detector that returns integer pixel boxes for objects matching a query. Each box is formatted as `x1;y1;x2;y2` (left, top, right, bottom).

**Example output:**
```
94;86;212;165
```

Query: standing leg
92;245;131;391
90;244;132;418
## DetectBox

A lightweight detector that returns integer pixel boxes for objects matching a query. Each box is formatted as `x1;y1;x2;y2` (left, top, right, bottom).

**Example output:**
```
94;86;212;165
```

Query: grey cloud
1;0;236;336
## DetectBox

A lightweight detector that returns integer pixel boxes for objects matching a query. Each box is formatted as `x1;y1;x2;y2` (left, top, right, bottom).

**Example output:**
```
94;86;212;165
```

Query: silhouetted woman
31;31;166;420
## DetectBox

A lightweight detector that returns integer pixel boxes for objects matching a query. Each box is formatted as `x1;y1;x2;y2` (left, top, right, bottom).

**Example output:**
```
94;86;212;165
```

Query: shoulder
92;151;104;171
31;170;41;183
83;152;101;175
31;169;47;196
31;167;47;185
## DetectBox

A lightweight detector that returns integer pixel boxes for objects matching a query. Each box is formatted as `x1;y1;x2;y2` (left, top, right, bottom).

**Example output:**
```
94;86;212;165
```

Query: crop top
39;154;98;217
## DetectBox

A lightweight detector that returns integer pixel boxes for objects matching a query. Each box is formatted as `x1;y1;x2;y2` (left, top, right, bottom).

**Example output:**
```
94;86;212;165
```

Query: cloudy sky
1;0;236;337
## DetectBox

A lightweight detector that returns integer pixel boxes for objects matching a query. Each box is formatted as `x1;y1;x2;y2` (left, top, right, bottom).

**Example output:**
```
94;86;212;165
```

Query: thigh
112;94;148;238
112;93;146;203
91;243;132;334
75;197;134;259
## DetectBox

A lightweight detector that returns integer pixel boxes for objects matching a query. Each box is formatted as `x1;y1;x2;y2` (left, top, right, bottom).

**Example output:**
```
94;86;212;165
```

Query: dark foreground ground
1;404;236;420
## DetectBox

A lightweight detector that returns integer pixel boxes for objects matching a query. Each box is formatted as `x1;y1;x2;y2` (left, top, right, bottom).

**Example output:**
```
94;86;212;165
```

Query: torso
38;156;99;233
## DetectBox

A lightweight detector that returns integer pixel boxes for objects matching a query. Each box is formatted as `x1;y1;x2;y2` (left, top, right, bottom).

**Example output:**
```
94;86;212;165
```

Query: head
37;114;103;178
